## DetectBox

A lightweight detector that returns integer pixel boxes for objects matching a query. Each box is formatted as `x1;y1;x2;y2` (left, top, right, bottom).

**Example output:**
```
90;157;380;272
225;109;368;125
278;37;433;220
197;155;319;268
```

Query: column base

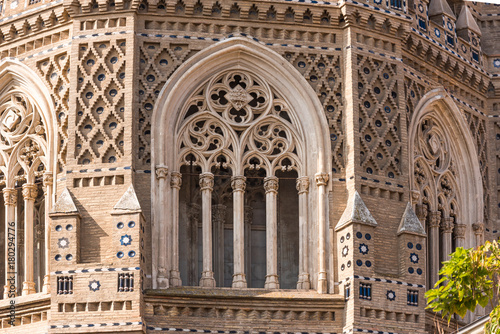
317;271;327;294
42;275;51;294
232;273;247;288
169;270;182;287
264;274;279;289
3;285;16;299
199;271;216;287
297;273;310;290
22;281;36;296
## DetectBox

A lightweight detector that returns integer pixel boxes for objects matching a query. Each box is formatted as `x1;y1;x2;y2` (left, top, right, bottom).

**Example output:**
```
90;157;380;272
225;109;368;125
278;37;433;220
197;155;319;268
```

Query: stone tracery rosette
176;70;303;176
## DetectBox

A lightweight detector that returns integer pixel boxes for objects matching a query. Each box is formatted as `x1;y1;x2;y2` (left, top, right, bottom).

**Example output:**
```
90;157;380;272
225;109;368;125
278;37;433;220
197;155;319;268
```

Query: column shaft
315;173;329;294
42;173;53;293
22;184;37;295
170;172;182;286
264;176;279;289
155;166;169;288
428;211;441;288
232;176;247;288
296;176;310;290
199;173;215;287
441;217;454;262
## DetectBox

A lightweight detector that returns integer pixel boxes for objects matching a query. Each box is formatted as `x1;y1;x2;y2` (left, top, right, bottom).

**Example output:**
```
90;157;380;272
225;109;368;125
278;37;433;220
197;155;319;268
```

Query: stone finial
336;191;377;230
428;0;455;19
397;202;426;237
113;185;142;211
52;188;78;213
456;5;481;36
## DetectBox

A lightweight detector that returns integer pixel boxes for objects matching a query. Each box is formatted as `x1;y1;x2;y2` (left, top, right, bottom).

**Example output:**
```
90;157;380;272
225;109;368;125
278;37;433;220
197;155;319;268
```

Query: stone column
315;172;329;294
170;172;182;287
244;205;253;286
441;217;454;261
296;176;310;290
187;203;200;285
22;184;37;296
212;204;226;284
231;176;247;288
472;222;484;247
264;176;279;289
428;211;441;288
3;188;17;298
454;222;466;249
42;173;53;293
155;166;169;288
199;172;216;287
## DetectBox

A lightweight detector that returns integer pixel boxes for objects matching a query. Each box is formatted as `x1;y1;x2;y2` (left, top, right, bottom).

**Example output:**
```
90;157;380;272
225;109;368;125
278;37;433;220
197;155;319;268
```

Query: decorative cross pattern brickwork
357;55;401;179
136;40;199;167
75;39;127;165
281;51;344;175
36;51;70;171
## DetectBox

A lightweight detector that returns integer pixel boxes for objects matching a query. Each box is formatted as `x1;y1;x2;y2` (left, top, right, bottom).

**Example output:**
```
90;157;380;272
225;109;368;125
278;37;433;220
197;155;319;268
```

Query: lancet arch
0;59;57;296
409;88;483;289
152;37;331;292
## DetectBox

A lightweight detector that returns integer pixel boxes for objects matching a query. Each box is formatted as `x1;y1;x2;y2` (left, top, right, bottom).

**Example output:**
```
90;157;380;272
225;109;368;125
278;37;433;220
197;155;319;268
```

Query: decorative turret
456;5;481;46
428;0;455;24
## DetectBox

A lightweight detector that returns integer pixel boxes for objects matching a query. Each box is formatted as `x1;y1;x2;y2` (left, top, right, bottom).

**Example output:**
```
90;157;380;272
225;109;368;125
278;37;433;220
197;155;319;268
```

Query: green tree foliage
425;240;500;333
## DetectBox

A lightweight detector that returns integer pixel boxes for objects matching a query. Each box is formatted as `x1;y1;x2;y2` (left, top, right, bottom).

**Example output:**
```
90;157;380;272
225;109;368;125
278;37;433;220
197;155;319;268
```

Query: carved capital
415;204;428;221
264;176;279;194
410;190;420;203
231;176;246;192
454;223;467;239
155;165;168;180
472;222;484;235
188;203;201;222
43;173;53;187
3;188;17;206
199;173;214;191
440;217;454;233
212;204;227;223
170;172;182;189
315;172;329;187
296;176;310;194
428;211;441;228
22;183;38;201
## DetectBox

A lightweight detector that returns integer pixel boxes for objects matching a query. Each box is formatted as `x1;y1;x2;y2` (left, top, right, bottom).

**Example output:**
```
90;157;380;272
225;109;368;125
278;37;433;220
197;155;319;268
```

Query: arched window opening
410;90;483;291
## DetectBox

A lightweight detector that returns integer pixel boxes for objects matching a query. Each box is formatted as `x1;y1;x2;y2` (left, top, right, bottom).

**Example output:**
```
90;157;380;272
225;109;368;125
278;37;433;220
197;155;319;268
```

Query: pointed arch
151;37;331;291
409;87;483;248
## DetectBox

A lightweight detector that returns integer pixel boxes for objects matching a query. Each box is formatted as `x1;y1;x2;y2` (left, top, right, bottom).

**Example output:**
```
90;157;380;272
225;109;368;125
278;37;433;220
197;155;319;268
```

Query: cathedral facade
0;0;498;332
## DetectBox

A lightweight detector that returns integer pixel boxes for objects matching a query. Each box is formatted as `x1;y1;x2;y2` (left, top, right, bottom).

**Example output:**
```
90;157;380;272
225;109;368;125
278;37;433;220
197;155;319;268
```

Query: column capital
428;211;441;228
415;204;428;221
296;176;310;194
472;222;484;235
410;190;420;203
440;217;454;233
264;176;279;194
3;188;17;206
199;172;214;191
170;172;182;189
454;223;467;239
212;204;227;223
315;172;329;186
231;176;246;192
155;165;169;179
22;183;38;201
43;172;53;187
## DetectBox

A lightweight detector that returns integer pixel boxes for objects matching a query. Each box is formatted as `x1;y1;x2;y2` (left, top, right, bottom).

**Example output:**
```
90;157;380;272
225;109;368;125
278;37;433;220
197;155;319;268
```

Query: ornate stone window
0;60;56;298
152;38;331;293
409;89;483;290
